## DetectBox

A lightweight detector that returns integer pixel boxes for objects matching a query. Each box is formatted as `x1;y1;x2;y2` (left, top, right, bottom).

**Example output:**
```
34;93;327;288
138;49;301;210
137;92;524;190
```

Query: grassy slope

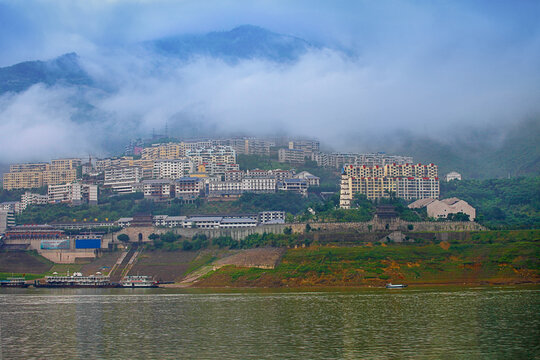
195;230;540;287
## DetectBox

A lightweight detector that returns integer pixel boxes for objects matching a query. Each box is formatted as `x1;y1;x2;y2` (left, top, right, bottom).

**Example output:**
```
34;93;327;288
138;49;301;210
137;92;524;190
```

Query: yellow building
3;158;81;190
3;171;44;190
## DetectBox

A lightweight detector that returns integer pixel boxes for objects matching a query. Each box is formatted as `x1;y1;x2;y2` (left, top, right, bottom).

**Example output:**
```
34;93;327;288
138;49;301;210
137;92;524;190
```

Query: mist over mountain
383;118;540;179
0;11;539;180
145;25;315;63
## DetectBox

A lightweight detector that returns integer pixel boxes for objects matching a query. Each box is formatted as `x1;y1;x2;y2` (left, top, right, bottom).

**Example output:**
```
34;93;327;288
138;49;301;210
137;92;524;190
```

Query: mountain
0;52;92;94
0;26;315;95
144;25;315;62
387;118;540;179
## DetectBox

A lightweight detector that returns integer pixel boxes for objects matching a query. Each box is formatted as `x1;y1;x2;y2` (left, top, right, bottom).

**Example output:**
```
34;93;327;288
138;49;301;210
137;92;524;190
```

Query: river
0;286;538;359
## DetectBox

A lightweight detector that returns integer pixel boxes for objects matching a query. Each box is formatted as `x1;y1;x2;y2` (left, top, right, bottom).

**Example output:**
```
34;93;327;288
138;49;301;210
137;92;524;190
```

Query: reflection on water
0;287;539;359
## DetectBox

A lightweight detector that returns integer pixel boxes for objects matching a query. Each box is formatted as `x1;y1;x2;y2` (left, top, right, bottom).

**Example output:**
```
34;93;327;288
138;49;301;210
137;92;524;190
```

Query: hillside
389;118;540;179
195;230;540;287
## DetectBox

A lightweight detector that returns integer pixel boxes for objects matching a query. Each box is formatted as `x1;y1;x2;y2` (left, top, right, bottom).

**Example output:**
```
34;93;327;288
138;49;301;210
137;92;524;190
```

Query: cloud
0;0;539;163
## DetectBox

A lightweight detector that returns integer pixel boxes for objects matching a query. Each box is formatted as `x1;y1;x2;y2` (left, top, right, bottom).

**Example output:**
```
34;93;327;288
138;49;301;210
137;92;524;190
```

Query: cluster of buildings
340;162;440;208
1;138;322;221
2;159;81;190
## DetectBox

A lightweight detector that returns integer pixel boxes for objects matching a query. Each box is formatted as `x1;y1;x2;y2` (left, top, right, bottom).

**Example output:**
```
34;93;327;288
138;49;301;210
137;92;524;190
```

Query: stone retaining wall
115;220;486;243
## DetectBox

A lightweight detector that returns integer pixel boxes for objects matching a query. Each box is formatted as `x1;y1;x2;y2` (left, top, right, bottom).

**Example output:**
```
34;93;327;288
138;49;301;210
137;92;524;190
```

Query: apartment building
241;177;276;193
312;152;414;169
288;140;320;154
21;192;49;210
396;177;440;201
50;158;81;170
228;138;274;156
258;211;286;224
104;167;143;193
142;179;175;201
294;171;320;186
48;183;98;205
224;170;245;182
340;163;439;208
278;178;309;196
141;142;183;160
9;163;48;172
207;181;243;197
187;146;237;166
3;171;44;190
153;159;194;180
198;162;240;177
174;177;203;202
278;148;306;164
3;159;80;190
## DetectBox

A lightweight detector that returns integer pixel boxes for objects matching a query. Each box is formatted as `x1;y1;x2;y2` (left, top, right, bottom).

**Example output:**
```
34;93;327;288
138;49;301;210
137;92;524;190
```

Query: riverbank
1;230;538;287
192;238;540;288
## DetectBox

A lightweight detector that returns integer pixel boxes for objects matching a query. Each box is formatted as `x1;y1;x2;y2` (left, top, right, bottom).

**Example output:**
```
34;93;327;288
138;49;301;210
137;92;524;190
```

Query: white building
446;171;462;181
278;178;309;196
153;159;194;180
187;146;237;166
142;179;175;201
21;192;49;210
259;211;285;224
219;217;258;228
208;181;243;197
408;197;476;221
241;177;277;193
104;166;143;193
0;202;22;215
48;183;98;205
294;171;320;186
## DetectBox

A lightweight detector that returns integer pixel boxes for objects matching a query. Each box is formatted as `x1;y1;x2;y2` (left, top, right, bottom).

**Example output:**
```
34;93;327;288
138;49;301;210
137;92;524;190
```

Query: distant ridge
145;25;315;62
0;52;91;94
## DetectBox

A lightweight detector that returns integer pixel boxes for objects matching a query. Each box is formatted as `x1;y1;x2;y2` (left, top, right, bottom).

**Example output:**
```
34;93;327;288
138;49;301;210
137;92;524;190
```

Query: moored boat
0;277;30;288
120;275;159;288
35;272;119;288
386;283;408;289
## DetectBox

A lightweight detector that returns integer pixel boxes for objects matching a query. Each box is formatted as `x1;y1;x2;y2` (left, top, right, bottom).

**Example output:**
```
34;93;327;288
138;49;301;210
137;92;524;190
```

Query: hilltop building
446;171;462;181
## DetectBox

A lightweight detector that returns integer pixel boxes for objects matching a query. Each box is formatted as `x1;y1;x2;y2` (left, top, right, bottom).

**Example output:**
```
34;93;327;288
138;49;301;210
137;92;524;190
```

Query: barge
386;283;408;289
120;275;159;288
0;277;30;288
34;272;119;288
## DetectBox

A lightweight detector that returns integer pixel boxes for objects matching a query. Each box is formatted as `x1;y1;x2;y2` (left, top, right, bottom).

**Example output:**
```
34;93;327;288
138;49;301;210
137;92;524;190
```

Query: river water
0;286;538;359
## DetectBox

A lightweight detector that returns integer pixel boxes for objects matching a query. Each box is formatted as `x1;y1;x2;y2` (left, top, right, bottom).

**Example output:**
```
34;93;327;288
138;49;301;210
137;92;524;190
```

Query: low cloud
0;1;539;163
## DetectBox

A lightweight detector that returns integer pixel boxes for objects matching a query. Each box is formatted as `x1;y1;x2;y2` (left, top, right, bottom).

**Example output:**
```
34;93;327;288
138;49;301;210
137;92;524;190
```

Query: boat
0;277;30;288
386;283;408;289
120;275;159;288
35;272;119;288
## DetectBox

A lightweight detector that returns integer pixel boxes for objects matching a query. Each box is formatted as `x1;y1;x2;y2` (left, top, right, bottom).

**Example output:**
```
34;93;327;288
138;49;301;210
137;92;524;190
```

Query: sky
0;0;539;162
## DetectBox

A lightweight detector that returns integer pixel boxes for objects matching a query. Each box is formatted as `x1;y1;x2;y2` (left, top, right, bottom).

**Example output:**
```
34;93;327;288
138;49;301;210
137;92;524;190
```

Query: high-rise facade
340;163;439;208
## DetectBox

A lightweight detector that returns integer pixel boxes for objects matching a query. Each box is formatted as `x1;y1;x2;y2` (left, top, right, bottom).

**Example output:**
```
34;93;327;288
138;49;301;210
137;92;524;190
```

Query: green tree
117;234;130;242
